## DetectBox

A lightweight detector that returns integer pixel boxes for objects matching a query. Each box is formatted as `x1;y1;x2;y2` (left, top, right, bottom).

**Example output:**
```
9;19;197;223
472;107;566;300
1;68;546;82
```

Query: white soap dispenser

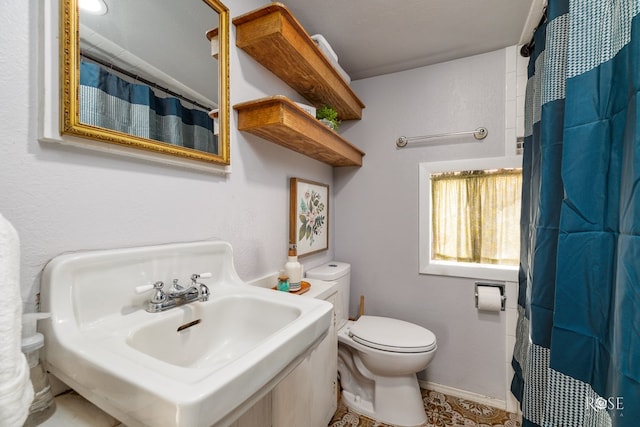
22;312;56;426
284;249;302;292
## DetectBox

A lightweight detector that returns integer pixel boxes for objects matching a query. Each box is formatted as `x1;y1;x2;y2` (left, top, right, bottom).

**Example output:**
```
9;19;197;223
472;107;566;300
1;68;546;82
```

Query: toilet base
341;373;427;427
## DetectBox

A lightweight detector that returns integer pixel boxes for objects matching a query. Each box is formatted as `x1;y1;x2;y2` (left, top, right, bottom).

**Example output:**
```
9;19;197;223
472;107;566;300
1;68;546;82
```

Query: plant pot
319;118;337;131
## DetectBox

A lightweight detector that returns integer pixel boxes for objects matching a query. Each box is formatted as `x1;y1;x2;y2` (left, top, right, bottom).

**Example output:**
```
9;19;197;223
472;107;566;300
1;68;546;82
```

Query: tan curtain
431;169;521;265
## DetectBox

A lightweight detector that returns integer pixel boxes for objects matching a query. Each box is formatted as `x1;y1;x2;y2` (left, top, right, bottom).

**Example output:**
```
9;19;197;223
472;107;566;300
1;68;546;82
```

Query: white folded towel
310;34;351;84
311;34;339;62
0;214;34;427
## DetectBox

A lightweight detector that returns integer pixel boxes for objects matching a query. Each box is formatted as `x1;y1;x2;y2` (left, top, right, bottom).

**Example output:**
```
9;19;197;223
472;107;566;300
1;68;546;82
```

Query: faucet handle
135;281;163;294
191;273;211;302
135;281;166;303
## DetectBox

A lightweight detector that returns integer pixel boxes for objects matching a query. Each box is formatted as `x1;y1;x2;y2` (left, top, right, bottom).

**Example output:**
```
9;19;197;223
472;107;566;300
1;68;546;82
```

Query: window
419;157;522;281
431;169;521;265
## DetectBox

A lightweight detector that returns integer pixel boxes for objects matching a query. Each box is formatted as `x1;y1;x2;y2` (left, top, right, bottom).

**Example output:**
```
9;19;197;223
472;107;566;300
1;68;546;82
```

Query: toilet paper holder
474;282;506;311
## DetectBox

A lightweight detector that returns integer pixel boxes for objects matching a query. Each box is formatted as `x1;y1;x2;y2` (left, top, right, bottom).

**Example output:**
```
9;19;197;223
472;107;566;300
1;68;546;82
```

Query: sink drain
177;319;202;332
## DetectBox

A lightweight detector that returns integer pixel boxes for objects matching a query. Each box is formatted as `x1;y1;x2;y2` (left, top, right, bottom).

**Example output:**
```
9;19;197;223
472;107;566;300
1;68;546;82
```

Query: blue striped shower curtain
512;1;640;426
79;61;217;153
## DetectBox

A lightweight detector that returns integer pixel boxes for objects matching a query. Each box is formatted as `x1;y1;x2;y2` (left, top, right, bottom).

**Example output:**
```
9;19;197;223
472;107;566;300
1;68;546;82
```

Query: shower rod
396;127;488;148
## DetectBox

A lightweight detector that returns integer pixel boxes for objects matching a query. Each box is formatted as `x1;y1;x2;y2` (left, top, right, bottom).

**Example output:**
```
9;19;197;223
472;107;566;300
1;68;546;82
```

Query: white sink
127;294;301;369
39;241;332;427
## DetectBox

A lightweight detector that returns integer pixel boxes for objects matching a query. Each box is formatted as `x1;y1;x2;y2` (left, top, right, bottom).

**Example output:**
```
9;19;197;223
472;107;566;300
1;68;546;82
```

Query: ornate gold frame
59;0;230;166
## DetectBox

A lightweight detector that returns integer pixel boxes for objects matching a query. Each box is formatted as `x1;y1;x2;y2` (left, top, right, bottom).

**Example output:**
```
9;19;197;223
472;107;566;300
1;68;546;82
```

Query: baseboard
419;380;507;411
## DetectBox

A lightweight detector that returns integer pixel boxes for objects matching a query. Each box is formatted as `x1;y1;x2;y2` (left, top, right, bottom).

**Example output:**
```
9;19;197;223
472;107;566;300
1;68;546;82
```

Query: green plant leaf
316;105;340;130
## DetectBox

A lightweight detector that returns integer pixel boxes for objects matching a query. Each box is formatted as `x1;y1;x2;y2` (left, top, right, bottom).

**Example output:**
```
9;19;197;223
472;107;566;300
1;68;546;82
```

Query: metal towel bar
396;127;488;148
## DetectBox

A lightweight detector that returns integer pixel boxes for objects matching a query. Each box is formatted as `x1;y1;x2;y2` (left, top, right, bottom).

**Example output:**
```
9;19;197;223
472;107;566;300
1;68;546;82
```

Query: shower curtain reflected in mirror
512;1;640;426
79;61;217;153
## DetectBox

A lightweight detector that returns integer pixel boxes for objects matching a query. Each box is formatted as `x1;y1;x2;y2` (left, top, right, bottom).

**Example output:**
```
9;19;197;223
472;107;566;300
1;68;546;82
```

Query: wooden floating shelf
233;2;365;120
234;96;365;167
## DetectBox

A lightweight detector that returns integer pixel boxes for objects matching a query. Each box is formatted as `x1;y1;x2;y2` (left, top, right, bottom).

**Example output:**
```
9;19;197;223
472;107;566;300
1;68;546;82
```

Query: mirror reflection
61;0;230;166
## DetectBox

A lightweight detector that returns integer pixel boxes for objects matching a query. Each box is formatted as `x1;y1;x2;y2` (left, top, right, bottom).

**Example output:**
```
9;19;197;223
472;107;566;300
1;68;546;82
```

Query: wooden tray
272;280;310;295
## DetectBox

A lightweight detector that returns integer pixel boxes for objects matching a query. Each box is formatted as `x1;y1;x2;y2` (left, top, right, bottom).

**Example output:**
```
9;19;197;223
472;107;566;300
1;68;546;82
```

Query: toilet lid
349;315;436;353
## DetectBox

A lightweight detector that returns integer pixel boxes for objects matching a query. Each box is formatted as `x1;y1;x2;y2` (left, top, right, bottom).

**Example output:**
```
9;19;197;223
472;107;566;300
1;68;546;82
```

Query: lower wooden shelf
234;96;364;167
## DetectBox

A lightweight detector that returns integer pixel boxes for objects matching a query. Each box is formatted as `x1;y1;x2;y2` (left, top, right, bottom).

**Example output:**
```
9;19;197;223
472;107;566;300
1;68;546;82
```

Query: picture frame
289;178;329;256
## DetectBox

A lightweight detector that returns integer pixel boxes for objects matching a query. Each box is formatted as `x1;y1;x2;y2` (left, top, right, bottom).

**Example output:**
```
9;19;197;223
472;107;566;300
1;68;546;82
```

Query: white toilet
306;262;437;427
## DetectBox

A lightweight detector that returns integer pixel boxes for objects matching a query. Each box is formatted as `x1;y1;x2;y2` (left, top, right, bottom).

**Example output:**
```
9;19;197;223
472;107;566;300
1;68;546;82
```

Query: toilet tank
306;262;350;328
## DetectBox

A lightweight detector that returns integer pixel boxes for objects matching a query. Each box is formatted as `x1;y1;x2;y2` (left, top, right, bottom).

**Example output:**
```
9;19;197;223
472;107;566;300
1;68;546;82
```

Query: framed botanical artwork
289;178;329;256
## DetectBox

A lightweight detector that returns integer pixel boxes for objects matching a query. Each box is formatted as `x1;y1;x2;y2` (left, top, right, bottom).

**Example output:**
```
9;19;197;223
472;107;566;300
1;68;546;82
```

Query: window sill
420;260;518;282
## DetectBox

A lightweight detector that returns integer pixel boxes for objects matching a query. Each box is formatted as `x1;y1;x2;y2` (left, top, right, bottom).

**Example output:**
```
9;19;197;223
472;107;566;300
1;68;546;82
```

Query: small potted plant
316;105;340;131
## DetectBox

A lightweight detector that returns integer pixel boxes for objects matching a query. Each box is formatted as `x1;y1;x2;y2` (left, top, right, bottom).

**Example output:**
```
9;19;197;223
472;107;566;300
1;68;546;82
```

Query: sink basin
127;294;301;369
39;241;332;427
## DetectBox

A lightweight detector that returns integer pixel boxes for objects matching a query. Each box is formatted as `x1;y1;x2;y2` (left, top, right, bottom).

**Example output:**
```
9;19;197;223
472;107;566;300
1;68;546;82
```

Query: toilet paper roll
476;286;502;312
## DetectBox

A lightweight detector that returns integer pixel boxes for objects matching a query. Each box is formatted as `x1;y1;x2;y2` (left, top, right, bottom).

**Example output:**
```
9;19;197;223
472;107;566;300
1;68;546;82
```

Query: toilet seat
348;315;436;353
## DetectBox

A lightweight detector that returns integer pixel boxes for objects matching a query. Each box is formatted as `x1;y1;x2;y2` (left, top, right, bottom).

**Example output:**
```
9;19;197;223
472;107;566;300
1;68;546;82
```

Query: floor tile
329;388;521;427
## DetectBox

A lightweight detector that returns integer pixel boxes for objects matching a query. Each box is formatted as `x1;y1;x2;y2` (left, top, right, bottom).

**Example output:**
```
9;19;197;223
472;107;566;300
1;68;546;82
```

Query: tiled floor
329;389;521;427
41;388;520;427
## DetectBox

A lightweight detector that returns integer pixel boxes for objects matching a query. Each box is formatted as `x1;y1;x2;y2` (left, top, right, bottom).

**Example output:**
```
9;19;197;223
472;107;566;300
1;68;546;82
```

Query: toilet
306;262;437;427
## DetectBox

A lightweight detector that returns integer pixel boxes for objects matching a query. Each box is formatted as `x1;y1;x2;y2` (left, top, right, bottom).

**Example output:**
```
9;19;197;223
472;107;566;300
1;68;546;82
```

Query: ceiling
283;0;545;80
79;0;546;107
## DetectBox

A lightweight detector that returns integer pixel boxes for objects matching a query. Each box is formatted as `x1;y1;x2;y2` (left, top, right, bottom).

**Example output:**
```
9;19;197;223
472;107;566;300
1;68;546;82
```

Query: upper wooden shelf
233;3;365;120
234;96;365;167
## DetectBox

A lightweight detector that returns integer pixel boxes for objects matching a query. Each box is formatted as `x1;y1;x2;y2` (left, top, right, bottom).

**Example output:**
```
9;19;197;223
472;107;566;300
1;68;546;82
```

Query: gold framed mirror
60;0;230;166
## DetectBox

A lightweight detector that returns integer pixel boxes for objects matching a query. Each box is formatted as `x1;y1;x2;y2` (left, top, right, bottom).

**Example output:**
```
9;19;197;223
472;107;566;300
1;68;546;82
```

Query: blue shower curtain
512;1;640;426
79;61;217;153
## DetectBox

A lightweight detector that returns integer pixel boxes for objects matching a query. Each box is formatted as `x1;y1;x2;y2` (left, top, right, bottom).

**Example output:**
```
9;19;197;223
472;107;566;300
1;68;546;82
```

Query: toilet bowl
306;262;437;427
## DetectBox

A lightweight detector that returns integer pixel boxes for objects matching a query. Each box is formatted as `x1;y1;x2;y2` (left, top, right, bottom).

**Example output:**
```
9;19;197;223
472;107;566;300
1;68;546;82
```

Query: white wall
335;48;521;402
0;0;335;314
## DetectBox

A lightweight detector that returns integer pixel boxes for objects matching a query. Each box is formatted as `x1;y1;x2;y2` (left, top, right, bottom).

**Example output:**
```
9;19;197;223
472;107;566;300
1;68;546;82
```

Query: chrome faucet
167;278;199;298
136;273;211;313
